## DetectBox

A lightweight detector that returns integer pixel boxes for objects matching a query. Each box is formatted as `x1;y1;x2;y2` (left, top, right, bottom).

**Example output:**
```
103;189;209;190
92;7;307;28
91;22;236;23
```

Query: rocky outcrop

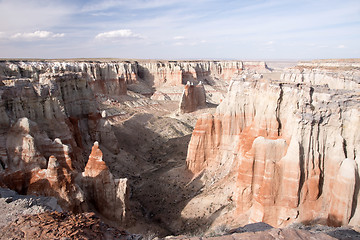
137;60;269;87
0;187;63;229
0;117;88;211
0;61;137;95
1;134;129;222
179;81;206;113
0;60;268;92
0;211;138;240
186;61;360;228
281;60;360;90
81;141;129;222
0;60;269;107
3;58;358;234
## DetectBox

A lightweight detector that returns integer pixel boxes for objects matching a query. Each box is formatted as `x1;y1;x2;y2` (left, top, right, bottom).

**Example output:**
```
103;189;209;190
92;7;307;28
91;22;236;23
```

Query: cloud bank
11;31;65;40
95;29;143;40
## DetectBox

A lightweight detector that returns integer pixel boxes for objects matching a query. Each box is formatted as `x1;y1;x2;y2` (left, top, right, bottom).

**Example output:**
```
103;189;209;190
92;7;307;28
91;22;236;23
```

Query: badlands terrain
0;58;359;239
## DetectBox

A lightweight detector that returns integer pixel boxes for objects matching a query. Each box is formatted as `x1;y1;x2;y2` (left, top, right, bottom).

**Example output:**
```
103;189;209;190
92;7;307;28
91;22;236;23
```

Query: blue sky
0;0;359;60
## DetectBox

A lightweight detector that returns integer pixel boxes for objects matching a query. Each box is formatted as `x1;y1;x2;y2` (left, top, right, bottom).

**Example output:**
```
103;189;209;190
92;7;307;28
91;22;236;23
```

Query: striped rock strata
186;61;360;227
1;124;129;222
179;81;206;113
0;60;269;106
0;60;269;88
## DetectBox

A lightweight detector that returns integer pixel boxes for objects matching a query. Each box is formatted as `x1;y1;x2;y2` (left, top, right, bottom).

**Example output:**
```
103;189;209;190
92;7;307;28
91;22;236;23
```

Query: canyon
0;58;359;238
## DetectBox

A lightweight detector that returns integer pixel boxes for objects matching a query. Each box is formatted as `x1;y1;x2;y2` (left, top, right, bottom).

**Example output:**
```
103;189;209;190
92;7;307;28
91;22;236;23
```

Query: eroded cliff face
81;141;129;222
179;81;206;113
142;60;269;104
185;60;360;228
3;58;358;235
0;117;129;223
0;61;136;95
0;62;131;224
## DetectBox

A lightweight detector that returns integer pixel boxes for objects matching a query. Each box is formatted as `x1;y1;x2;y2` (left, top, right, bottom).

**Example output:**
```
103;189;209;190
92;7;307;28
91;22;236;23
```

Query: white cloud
173;36;185;40
337;44;345;48
11;31;65;40
266;41;274;45
95;29;143;40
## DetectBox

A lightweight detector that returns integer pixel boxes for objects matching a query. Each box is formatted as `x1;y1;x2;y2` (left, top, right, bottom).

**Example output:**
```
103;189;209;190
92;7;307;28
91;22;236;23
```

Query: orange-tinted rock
185;63;360;228
81;141;129;222
27;156;87;212
328;158;357;226
0;117;129;222
179;81;206;113
0;142;130;223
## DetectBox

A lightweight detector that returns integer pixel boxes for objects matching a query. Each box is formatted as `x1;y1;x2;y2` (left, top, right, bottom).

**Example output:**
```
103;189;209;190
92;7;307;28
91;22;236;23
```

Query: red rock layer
179;82;206;113
81;142;129;222
186;76;360;227
0;136;129;223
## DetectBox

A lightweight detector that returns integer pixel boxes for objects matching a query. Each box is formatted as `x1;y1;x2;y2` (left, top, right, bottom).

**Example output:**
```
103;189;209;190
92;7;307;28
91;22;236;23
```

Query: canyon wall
0;60;268;88
186;60;360;227
0;59;268;226
138;60;262;87
179;81;206;113
0;62;132;223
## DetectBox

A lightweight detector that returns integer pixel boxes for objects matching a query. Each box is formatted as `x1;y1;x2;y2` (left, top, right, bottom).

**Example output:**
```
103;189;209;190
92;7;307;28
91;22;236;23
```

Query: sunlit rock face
81;141;129;222
1;132;129;222
0;61;136;96
0;59;270;231
137;60;268;86
2;58;358;233
0;62;130;223
179;81;206;113
186;60;360;227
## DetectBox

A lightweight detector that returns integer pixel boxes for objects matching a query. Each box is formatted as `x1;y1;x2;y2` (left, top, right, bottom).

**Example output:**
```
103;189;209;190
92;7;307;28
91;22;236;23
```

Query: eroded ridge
185;60;360;229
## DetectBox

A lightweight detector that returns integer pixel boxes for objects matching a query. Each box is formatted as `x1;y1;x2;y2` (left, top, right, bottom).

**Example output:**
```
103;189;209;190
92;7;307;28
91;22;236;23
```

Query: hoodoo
179;81;206;113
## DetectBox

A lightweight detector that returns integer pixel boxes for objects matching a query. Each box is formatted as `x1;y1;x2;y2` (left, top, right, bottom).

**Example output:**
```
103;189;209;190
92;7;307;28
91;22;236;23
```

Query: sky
0;0;359;60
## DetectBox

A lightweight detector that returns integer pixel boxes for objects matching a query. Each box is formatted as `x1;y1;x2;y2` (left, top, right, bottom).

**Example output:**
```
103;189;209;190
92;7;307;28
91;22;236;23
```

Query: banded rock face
185;61;360;228
179;81;206;113
0;61;136;95
0;66;129;222
1;129;129;223
81;141;129;222
0;60;269;106
0;60;268;88
281;60;360;90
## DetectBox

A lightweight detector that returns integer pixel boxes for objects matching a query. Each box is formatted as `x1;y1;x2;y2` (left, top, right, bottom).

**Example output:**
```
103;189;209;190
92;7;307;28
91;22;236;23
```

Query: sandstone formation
179;81;206;113
1;134;130;222
0;58;359;237
81;141;129;222
185;60;360;228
